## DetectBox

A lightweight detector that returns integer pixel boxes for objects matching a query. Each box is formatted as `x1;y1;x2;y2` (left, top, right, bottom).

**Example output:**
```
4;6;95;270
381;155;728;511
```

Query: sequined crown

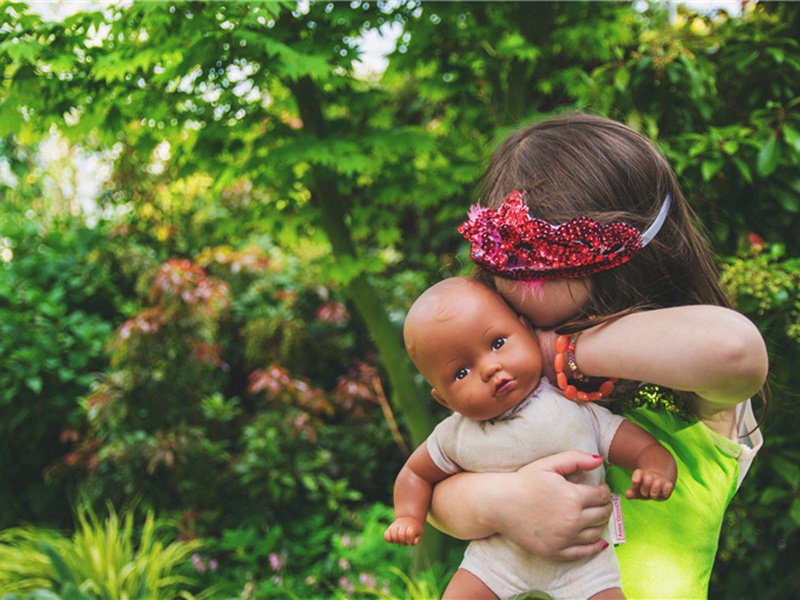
458;190;668;281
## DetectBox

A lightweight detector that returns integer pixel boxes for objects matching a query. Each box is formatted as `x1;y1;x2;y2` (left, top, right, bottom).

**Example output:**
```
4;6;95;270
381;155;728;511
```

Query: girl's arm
427;307;765;559
429;450;613;559
539;306;768;435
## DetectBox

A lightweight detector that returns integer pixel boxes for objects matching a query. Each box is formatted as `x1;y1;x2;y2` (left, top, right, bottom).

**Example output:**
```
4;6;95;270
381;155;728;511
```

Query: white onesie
427;378;626;600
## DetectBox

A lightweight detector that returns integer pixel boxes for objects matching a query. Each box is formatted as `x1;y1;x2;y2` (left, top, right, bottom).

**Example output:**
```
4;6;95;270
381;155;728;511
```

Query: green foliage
74;246;399;530
0;189;122;527
0;503;205;600
715;243;800;598
721;244;799;342
197;503;456;599
324;504;454;600
2;1;800;597
589;4;800;253
70;256;234;513
0;132;403;586
43;185;407;558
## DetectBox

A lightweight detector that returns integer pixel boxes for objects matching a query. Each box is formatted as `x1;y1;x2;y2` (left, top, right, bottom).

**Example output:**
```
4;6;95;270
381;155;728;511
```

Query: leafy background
0;1;798;598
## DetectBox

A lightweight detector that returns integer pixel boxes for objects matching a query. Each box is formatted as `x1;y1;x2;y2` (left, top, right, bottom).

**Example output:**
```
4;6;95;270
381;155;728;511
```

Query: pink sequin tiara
458;190;672;281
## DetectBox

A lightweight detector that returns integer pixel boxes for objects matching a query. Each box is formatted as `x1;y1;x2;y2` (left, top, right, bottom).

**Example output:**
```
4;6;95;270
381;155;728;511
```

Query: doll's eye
491;337;507;350
455;368;470;381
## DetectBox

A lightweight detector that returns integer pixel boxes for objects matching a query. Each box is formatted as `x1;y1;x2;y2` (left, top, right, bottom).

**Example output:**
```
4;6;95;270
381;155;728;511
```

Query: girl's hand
430;451;612;560
493;452;612;559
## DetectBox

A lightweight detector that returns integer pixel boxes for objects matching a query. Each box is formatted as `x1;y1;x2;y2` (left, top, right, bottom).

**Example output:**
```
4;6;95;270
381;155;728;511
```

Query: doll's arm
384;441;451;546
608;420;677;500
430;450;614;560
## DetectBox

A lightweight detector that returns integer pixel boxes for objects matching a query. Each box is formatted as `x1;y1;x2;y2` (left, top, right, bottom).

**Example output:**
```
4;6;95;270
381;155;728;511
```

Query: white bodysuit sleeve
426;415;463;475
584;402;627;459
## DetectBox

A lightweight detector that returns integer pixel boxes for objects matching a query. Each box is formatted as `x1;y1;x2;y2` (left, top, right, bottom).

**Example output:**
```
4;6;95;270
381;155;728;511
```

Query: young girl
428;113;768;599
385;277;676;600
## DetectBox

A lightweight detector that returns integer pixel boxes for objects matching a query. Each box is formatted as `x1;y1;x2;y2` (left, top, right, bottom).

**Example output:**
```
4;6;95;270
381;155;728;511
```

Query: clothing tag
610;493;626;545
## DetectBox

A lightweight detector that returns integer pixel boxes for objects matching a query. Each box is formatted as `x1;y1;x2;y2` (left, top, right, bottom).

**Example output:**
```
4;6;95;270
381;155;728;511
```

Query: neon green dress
606;397;761;599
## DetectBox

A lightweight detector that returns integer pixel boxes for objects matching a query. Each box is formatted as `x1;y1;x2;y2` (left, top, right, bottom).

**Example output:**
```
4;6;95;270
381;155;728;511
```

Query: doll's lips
495;379;513;395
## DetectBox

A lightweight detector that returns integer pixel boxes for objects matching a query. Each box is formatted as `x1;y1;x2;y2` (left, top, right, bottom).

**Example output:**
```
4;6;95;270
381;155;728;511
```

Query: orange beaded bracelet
554;332;618;402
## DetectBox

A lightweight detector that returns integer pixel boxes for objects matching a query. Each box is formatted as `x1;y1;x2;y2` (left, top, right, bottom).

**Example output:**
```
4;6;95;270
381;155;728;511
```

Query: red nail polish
600;540;609;550
592;454;602;459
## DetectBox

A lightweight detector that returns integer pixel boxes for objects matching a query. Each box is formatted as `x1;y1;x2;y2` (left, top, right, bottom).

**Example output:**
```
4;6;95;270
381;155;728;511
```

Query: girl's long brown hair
478;112;767;414
481;112;729;320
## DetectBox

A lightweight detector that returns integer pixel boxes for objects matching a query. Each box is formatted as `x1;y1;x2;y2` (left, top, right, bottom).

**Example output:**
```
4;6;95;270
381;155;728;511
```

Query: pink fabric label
610;493;626;545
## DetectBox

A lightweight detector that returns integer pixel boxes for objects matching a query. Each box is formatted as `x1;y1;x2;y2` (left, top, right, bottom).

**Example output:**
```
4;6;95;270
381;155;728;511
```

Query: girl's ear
431;388;449;408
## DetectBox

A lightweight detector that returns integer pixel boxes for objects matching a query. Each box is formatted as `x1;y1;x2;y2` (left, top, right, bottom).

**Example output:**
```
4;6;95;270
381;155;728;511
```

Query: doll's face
493;277;592;329
405;278;542;421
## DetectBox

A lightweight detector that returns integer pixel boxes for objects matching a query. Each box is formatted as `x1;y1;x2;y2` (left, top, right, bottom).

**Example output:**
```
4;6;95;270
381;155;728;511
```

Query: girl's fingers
575;524;609;545
554;538;611;561
580;505;613;530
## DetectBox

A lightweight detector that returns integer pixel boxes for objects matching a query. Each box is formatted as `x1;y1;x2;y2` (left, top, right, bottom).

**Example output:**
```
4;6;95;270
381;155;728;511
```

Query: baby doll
384;277;677;600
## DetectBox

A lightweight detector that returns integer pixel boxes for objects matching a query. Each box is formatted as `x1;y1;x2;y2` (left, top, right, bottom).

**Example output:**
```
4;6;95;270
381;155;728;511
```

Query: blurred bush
1;1;799;597
0;170;123;528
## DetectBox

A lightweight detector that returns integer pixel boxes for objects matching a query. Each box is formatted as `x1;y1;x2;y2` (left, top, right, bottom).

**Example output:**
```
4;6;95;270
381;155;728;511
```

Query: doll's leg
589;587;625;600
442;569;498;600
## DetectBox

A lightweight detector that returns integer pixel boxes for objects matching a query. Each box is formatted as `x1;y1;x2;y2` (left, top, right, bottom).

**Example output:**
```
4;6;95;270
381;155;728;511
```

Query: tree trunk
290;75;436;448
290;72;448;572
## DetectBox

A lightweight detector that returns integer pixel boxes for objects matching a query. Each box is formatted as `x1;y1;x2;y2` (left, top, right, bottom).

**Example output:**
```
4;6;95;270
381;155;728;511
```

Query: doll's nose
481;362;502;381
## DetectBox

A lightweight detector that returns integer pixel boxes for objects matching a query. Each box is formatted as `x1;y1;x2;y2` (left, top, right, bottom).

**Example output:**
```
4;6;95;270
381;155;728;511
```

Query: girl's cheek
494;279;532;312
494;279;549;323
495;277;591;328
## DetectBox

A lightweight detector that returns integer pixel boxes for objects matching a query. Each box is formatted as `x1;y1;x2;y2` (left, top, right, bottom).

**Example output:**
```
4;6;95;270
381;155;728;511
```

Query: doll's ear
431;388;449;408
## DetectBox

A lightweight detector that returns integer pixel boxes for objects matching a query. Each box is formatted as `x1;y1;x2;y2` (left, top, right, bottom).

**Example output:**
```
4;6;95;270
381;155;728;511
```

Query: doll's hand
626;468;675;500
384;517;425;546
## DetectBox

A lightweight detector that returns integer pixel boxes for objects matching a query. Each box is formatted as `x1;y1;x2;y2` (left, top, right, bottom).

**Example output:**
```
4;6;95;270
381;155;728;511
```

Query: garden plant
0;1;798;598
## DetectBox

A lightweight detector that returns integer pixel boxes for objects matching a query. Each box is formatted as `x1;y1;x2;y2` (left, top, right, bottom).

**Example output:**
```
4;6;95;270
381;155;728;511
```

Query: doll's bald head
403;277;542;419
404;277;500;373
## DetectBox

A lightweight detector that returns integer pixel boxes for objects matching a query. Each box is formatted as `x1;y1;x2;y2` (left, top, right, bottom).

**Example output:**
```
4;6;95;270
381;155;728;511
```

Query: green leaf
688;138;708;158
791;497;800;527
496;32;540;62
721;140;739;155
734;50;758;71
0;106;25;137
774;189;800;214
22;591;63;600
0;38;44;63
782;125;800;153
786;178;800;197
772;455;800;489
766;47;785;64
61;583;95;600
25;377;42;394
238;32;331;81
37;542;77;587
757;135;781;177
731;156;753;184
760;487;791;505
614;67;630;92
701;157;723;181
